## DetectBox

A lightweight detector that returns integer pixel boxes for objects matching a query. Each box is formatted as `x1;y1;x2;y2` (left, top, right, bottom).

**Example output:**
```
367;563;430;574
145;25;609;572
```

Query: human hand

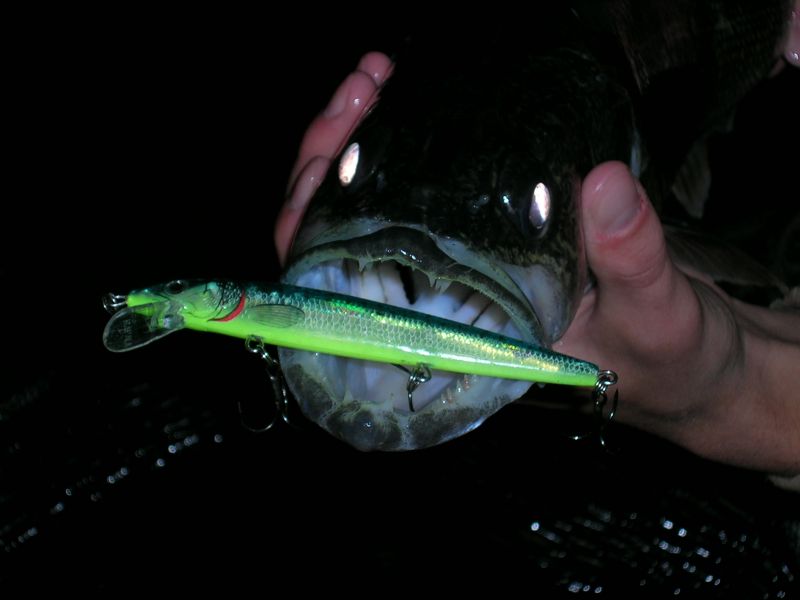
274;52;392;265
274;53;799;477
558;14;800;475
555;163;800;475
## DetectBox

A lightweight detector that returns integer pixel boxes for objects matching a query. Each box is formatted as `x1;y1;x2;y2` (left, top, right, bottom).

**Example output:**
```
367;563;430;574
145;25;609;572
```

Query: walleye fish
280;1;794;450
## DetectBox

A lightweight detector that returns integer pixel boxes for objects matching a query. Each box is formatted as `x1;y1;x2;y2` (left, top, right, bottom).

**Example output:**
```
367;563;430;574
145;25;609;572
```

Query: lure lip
103;292;128;314
102;300;185;352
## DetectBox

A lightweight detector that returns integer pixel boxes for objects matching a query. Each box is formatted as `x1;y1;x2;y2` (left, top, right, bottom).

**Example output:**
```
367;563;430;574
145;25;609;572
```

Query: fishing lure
103;279;606;388
103;280;618;442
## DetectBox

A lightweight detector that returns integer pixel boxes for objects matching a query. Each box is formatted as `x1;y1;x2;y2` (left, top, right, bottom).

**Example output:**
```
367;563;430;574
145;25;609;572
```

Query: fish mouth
281;223;568;451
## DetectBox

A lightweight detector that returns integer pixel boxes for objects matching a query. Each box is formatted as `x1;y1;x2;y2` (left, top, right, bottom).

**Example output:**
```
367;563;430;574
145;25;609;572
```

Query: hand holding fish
275;50;799;476
275;52;393;265
557;162;800;477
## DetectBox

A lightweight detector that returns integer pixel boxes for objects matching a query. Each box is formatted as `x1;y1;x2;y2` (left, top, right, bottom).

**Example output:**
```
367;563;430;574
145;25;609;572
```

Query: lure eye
166;280;187;294
338;142;360;187
529;182;551;230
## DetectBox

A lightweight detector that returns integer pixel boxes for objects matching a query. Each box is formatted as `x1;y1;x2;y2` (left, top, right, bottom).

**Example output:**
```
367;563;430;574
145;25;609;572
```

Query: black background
3;11;798;594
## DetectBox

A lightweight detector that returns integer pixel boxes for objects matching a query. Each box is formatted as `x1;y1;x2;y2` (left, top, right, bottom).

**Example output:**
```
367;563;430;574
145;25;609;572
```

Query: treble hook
591;370;619;449
394;363;432;412
568;369;619;449
242;335;293;432
102;293;127;314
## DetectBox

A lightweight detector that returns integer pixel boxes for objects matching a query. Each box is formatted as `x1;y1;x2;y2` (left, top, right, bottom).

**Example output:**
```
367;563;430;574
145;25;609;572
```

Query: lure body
105;280;598;387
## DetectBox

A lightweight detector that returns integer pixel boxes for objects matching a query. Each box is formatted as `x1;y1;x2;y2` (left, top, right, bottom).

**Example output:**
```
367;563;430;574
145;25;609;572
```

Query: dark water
4;16;798;594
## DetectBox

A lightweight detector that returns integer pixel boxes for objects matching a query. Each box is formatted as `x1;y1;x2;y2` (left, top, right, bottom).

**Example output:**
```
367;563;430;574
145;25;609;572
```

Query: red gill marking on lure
212;289;246;322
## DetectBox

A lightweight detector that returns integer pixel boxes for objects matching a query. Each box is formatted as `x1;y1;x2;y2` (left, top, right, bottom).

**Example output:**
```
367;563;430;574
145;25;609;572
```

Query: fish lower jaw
279;256;540;450
278;349;533;451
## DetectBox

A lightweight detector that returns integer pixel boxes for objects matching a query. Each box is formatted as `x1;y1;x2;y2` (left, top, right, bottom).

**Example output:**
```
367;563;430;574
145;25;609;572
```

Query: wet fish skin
281;1;793;451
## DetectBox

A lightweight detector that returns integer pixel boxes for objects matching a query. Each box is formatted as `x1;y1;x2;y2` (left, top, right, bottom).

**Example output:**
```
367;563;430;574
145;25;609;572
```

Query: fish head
103;280;243;352
280;44;598;451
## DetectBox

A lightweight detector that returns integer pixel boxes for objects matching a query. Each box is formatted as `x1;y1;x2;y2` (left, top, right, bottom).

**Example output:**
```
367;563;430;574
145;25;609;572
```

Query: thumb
582;162;691;340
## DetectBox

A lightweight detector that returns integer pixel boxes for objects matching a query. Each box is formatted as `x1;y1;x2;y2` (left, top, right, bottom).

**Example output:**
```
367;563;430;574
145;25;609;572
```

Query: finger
274;156;330;265
277;54;393;265
286;52;391;191
583;162;676;308
586;163;703;358
286;70;383;192
357;51;393;85
559;162;700;360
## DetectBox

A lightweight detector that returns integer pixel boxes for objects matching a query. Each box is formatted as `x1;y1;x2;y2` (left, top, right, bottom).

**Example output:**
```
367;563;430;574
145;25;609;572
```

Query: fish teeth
343;387;354;404
360;265;386;303
425;271;437;288
473;302;506;332
378;261;410;308
434;278;452;294
453;291;492;325
357;257;370;272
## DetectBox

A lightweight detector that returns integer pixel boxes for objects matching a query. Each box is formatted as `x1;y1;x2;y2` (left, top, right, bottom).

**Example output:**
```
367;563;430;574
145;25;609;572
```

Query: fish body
280;2;793;449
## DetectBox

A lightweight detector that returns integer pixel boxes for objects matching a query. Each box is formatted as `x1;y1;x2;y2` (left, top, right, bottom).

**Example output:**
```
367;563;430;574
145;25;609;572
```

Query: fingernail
591;165;641;235
357;51;393;85
324;79;350;118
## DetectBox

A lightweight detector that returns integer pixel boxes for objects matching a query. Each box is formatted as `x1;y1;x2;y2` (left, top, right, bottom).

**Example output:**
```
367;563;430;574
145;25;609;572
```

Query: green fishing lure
103;280;600;387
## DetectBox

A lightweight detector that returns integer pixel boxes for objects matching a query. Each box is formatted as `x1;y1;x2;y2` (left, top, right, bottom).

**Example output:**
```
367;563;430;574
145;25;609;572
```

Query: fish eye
338;142;360;186
529;182;551;230
166;280;187;294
